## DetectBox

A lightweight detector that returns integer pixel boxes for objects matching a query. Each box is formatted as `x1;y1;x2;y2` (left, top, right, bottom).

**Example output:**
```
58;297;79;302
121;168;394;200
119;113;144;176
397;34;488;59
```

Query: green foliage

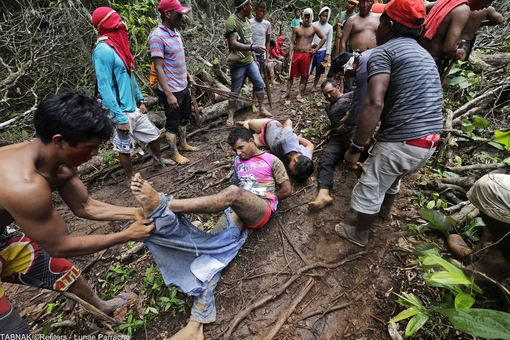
117;313;144;337
301;119;325;139
391;253;493;338
99;265;134;299
419;208;456;238
495;130;510;151
449;61;480;89
459;215;485;245
143;265;186;317
102;150;118;166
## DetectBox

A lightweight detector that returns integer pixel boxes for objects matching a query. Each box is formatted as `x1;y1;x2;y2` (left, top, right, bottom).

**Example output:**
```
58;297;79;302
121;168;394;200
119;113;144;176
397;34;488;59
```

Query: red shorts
290;52;312;78
245;200;272;229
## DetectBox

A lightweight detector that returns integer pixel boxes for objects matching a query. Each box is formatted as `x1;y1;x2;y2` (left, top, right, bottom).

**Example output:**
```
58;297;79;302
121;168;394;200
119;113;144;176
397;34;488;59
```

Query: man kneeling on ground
238;118;315;180
131;126;291;339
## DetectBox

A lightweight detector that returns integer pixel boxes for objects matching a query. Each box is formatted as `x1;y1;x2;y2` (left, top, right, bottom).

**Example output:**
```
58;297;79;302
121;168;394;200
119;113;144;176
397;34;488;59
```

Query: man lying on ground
131;126;291;340
238;118;315;180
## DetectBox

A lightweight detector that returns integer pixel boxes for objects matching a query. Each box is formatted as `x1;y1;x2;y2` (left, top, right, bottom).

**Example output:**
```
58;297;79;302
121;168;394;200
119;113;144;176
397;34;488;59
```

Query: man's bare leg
281;77;293;99
166;320;203;340
251;91;259;113
308;189;333;211
236;118;271;133
131;174;268;227
68;276;133;314
227;100;237;127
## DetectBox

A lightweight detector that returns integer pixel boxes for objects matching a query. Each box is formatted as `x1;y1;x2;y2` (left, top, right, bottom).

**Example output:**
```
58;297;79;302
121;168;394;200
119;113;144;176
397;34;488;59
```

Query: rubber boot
269;66;277;85
178;126;199;152
165;132;189;164
255;92;272;118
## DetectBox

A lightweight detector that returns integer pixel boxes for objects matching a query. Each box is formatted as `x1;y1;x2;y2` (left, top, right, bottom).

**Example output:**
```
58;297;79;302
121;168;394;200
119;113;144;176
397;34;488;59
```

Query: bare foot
172;151;190;164
259;107;273;118
281;92;289;99
226;117;234;127
100;292;137;315
335;222;368;247
131;173;161;215
251;104;259;113
308;194;333;212
166;320;204;340
235;119;251;129
180;143;199;152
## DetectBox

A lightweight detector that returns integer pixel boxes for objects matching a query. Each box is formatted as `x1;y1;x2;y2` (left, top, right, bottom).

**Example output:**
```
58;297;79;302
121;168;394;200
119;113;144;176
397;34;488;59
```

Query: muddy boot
251;91;258;113
255;92;272;118
447;234;473;258
269;67;277;85
178;126;199;152
165;132;189;164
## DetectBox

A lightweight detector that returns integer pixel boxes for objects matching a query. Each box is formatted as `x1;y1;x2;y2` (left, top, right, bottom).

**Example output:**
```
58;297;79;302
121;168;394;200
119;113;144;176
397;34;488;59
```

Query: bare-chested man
419;0;494;76
459;6;503;60
339;0;380;92
130;126;291;340
0;89;154;334
281;8;327;101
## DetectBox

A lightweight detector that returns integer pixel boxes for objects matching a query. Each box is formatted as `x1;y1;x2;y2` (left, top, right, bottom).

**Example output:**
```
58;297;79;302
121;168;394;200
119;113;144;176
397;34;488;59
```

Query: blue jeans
144;194;248;322
255;54;265;74
229;61;265;102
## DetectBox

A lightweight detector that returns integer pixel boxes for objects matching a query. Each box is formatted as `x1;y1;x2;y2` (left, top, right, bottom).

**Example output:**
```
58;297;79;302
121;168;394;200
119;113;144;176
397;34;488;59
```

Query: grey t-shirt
367;37;443;142
345;49;372;126
249;18;271;55
264;122;312;162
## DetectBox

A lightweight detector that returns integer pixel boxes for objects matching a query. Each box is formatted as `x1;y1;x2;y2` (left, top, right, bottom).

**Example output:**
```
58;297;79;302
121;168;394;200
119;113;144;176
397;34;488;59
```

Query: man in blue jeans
132;126;291;339
225;0;272;127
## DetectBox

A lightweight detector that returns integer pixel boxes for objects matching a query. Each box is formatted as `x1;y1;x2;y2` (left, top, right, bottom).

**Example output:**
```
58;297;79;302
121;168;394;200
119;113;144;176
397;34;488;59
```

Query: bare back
341;12;380;52
460;7;503;41
420;4;471;60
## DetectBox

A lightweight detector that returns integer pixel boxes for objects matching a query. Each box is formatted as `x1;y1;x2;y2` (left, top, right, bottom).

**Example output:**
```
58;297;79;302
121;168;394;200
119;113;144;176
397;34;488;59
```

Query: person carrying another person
338;0;443;247
310;7;333;92
130;125;291;339
0;89;154;335
419;0;495;76
150;0;199;165
281;8;327;101
447;173;510;279
237;118;315;180
249;1;272;114
92;7;173;179
339;0;380;92
309;49;373;211
225;0;272;127
291;8;302;28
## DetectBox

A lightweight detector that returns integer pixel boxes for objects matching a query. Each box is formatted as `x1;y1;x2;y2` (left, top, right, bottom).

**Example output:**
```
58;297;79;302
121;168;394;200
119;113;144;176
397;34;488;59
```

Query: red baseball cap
158;0;191;14
385;0;425;29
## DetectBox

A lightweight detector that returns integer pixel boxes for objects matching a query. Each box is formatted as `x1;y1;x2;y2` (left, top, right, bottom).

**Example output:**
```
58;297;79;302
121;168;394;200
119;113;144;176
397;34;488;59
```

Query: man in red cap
92;7;174;179
150;0;199;165
337;0;443;247
419;0;494;76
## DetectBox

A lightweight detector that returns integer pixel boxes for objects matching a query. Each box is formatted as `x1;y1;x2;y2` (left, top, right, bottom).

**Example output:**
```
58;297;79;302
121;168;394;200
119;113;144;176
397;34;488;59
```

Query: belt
404;133;441;149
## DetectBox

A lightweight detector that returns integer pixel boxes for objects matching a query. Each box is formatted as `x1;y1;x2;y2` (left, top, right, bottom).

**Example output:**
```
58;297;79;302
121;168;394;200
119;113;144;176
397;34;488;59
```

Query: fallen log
476;53;510;69
201;99;251;124
452;85;503;119
446;162;510;173
451;107;484;128
437;176;476;189
212;58;231;86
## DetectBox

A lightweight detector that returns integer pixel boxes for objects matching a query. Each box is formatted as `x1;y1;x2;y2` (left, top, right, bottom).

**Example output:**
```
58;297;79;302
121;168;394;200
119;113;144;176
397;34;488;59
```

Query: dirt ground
4;79;488;340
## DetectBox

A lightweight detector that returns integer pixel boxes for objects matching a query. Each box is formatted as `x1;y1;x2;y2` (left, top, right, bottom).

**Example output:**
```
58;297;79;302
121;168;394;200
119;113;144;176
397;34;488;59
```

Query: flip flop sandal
113;292;138;308
335;223;367;247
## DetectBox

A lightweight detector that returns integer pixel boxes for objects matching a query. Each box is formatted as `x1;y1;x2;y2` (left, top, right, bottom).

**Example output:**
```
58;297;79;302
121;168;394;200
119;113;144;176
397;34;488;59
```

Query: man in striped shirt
337;0;443;247
150;0;199;165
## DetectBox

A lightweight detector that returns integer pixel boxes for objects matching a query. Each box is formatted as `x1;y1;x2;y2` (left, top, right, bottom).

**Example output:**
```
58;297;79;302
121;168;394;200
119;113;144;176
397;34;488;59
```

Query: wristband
137;99;147;106
348;139;364;153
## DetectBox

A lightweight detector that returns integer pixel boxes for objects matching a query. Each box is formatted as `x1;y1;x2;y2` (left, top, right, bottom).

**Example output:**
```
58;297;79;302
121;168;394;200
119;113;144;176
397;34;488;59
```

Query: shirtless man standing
281;8;327;101
419;0;494;76
459;6;503;60
339;0;380;92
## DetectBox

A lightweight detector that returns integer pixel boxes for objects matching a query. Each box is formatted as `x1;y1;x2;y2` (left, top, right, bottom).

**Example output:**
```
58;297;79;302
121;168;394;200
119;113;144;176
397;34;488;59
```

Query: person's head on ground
253;1;266;22
321;78;343;103
294;8;301;19
302;8;313;27
158;0;190;28
347;0;358;13
228;126;259;160
318;8;330;25
358;0;374;17
376;0;425;45
234;0;252;15
290;155;314;181
34;89;114;166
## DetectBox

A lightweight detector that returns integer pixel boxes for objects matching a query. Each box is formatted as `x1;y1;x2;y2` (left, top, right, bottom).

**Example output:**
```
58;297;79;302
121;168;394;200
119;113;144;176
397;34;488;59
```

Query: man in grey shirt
250;1;271;113
338;0;443;247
